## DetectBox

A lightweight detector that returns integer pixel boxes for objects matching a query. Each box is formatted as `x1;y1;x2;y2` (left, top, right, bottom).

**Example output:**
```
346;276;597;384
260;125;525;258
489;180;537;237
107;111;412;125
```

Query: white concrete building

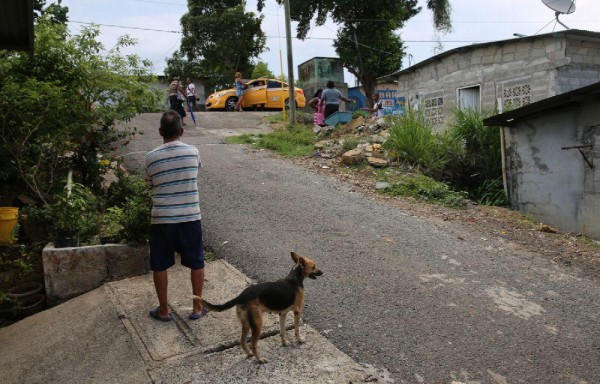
381;30;600;128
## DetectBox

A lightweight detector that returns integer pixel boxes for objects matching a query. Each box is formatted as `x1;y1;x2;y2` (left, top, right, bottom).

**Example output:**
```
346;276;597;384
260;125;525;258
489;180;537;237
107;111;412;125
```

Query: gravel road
122;112;600;384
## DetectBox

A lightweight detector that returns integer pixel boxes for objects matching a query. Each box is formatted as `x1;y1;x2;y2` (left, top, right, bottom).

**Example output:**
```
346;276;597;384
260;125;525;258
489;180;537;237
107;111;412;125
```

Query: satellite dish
542;0;576;14
541;0;575;29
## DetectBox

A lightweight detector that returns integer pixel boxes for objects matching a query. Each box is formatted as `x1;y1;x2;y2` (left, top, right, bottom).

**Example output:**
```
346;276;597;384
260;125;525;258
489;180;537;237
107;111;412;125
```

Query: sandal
149;307;174;322
189;307;208;320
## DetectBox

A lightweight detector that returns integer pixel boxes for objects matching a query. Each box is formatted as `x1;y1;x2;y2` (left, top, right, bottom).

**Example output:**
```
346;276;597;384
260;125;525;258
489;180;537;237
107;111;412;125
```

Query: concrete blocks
43;243;149;304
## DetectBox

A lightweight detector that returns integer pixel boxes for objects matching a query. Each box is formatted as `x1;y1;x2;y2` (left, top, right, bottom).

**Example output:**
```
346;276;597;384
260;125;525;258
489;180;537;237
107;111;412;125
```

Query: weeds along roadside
226;109;507;208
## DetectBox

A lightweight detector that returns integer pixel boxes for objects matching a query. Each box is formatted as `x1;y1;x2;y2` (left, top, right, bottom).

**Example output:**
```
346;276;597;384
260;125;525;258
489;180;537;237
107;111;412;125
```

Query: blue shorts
150;220;204;271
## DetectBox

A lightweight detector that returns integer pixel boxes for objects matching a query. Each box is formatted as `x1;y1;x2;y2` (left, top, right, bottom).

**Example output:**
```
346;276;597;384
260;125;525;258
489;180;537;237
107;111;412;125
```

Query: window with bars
503;84;531;109
423;96;444;125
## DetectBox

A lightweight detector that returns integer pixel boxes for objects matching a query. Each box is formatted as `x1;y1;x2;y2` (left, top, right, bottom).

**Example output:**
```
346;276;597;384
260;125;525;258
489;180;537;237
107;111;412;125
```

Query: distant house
483;82;600;239
298;57;348;111
381;30;600;128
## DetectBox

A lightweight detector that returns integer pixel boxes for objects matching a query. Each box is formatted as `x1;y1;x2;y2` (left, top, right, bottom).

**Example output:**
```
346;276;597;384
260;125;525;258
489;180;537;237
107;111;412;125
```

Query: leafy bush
104;175;152;244
380;174;467;208
99;207;125;244
22;175;152;245
51;183;101;243
105;173;151;208
0;18;161;201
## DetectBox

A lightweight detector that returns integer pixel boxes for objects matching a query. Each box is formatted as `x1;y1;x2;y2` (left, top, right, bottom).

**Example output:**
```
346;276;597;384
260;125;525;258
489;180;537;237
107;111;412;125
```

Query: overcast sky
62;0;600;85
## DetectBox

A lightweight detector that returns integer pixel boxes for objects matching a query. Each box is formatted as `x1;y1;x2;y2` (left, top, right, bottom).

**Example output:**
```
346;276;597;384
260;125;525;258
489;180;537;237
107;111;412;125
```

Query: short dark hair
326;80;335;88
313;89;323;98
160;110;182;139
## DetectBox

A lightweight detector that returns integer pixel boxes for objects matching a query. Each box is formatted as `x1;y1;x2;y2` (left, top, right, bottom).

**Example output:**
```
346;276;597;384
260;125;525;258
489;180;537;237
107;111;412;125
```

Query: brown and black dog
194;252;323;363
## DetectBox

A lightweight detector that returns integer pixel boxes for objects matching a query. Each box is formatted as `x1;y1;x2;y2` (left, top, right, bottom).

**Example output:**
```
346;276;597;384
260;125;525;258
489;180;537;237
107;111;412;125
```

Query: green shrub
0;19;161;201
99;207;125;244
105;174;151;208
104;175;152;244
120;197;152;245
383;109;447;173
380;174;467;208
52;183;101;243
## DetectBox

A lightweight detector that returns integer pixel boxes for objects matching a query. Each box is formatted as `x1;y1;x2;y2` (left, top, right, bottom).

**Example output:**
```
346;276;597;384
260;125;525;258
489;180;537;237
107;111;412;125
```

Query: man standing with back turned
144;110;207;322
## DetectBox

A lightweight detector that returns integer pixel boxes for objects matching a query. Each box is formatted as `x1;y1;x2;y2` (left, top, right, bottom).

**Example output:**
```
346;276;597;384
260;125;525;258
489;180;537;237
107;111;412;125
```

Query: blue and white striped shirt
144;141;201;224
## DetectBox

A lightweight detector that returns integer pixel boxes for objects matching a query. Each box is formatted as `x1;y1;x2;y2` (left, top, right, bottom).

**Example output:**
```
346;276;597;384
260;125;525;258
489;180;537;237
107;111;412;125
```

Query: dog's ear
291;252;301;264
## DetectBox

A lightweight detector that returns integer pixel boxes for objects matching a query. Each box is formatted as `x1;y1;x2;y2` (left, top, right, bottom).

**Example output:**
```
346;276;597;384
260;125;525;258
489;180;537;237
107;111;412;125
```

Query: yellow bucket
0;207;19;245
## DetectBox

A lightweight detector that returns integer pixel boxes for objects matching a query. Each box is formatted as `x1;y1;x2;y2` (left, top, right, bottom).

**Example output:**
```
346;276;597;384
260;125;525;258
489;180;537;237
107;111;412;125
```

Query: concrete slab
106;260;285;361
147;326;369;384
0;288;150;384
1;259;382;383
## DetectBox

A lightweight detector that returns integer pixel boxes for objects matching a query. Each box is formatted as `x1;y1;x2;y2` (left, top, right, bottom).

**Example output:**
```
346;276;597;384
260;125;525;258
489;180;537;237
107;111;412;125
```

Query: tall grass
253;124;315;157
444;108;505;205
383;108;447;173
382;107;507;206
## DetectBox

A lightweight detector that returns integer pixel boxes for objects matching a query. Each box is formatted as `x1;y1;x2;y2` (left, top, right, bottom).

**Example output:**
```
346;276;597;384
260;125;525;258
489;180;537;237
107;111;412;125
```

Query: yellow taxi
205;78;306;111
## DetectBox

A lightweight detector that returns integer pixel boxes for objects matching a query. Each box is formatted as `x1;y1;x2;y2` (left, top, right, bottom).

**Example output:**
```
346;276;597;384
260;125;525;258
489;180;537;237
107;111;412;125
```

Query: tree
164;50;204;84
34;0;69;24
251;61;275;79
257;0;452;107
178;0;267;92
0;18;161;202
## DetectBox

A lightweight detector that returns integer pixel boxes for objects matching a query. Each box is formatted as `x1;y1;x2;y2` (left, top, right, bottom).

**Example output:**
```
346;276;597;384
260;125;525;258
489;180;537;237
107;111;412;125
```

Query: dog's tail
193;295;239;312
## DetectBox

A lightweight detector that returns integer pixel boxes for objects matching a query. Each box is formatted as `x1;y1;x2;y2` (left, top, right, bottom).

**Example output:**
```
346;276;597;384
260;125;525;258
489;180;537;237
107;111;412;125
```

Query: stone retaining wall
43;244;149;305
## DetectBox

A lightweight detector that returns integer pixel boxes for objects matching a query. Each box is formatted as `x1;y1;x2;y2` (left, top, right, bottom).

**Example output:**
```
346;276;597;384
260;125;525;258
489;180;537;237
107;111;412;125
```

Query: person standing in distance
362;93;385;117
145;110;207;322
234;72;247;112
168;76;187;126
321;80;355;119
186;77;198;113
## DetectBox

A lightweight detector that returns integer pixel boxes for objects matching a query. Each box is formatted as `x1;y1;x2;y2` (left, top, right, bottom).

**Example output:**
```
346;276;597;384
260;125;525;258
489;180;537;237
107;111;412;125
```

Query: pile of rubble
312;114;393;168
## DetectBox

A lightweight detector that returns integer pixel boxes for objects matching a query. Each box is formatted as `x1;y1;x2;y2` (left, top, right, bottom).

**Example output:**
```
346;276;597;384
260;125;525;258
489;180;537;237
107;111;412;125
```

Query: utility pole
283;0;296;124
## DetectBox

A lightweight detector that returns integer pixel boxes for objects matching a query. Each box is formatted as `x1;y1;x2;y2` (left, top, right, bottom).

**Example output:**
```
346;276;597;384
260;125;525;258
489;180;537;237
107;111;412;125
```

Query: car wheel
225;97;238;111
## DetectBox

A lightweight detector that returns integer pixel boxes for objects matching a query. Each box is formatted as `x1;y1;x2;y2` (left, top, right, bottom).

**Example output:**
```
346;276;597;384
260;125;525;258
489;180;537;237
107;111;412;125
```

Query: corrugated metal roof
483;81;600;127
380;29;600;81
0;0;34;52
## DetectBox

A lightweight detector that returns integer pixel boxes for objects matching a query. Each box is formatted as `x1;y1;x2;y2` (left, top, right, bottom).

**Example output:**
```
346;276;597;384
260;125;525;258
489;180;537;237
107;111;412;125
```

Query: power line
68;20;480;43
69;20;180;33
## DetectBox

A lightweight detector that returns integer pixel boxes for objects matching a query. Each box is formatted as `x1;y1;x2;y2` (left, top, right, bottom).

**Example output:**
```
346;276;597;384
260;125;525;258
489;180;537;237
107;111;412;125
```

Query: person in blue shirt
321;80;355;119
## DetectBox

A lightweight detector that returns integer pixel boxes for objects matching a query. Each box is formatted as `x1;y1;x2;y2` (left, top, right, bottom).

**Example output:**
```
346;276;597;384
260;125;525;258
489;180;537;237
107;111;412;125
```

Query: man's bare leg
191;268;205;314
153;270;169;317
